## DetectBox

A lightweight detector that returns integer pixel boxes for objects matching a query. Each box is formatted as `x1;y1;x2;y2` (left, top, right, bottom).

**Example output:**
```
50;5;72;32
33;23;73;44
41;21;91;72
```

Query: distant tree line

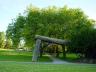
0;32;12;49
6;5;96;59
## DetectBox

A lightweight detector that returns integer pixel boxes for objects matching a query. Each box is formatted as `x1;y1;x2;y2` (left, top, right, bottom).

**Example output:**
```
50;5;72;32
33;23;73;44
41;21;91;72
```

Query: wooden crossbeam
32;35;70;61
35;35;70;45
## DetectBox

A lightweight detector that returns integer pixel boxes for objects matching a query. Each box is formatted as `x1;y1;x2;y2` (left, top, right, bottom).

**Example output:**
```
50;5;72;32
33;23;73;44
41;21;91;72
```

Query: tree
0;32;5;48
6;5;95;52
6;14;26;48
69;28;96;59
4;38;12;49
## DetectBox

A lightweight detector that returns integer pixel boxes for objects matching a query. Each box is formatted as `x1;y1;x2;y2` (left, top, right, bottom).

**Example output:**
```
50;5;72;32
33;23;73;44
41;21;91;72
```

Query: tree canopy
6;5;96;59
0;32;5;48
7;6;95;49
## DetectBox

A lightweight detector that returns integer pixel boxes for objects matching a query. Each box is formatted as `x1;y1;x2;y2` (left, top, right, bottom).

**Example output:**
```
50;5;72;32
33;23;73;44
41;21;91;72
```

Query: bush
69;29;96;59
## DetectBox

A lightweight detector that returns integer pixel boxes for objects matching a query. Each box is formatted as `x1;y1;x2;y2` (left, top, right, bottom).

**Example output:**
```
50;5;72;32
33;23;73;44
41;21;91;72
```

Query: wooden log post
32;39;41;61
40;43;43;57
56;46;59;57
62;45;66;59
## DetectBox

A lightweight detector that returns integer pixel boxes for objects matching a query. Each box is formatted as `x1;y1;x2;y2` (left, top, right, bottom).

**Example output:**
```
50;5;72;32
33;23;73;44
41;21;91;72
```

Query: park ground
0;49;96;72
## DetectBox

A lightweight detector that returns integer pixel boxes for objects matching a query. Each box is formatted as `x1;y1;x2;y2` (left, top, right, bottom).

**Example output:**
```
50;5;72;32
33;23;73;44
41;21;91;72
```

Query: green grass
0;49;32;62
0;49;52;62
0;61;96;72
39;55;52;62
0;49;96;72
58;53;80;62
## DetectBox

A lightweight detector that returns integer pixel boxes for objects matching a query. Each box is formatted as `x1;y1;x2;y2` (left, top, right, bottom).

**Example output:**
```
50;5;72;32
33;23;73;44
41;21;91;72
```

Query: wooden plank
35;35;70;45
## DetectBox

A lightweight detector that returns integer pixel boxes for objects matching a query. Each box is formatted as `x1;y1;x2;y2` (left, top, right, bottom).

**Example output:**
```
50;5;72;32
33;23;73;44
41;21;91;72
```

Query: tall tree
6;5;95;50
4;38;12;49
6;14;26;48
0;32;5;48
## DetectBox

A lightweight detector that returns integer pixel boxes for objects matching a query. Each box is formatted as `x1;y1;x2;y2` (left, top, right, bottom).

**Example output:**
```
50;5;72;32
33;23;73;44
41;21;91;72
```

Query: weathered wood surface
35;35;70;45
32;39;41;61
32;35;70;61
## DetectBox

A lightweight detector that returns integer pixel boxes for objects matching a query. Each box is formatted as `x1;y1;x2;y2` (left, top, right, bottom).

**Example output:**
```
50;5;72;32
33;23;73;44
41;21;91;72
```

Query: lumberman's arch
32;35;70;61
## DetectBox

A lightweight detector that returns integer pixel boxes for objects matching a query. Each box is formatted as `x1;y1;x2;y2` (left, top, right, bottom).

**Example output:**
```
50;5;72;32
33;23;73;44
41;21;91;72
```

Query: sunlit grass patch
0;49;51;62
0;61;96;72
0;49;32;62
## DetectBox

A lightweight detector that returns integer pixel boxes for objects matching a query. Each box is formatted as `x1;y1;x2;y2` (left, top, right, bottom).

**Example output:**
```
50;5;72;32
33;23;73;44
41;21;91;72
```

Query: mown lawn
58;53;80;62
0;61;96;72
0;49;51;62
0;49;32;62
0;49;96;72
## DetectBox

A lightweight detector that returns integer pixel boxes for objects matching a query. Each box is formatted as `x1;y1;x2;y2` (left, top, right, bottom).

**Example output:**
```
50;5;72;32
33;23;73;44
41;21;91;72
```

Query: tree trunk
40;43;43;57
62;45;66;59
56;47;59;57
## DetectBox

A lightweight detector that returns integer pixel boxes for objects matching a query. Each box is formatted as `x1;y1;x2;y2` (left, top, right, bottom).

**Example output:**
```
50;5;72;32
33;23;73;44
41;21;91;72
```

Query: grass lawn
39;55;52;62
0;49;51;62
0;49;32;62
0;49;96;72
58;53;80;62
0;61;96;72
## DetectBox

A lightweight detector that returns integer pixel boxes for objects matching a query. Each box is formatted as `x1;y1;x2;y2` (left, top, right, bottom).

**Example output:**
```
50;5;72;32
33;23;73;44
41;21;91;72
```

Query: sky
0;0;96;32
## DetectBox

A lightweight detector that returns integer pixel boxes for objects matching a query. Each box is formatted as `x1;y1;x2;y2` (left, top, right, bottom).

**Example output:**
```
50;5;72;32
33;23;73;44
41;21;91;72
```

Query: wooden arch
32;35;70;61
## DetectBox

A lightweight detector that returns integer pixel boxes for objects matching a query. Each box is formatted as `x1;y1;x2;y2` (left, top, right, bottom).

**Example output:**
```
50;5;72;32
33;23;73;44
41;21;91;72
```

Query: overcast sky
0;0;96;32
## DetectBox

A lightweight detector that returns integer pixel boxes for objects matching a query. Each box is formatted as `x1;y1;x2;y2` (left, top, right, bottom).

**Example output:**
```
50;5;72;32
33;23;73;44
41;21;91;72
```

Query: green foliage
4;38;12;49
70;28;96;59
6;14;26;48
0;32;5;48
6;5;96;59
7;6;94;49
